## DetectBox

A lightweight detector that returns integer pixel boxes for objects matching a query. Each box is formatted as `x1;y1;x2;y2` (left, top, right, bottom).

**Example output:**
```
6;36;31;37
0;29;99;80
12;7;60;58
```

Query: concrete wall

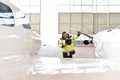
26;13;40;34
26;13;120;34
59;13;120;34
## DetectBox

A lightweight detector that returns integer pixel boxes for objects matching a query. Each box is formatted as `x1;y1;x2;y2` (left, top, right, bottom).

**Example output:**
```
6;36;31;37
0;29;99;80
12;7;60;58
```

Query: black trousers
63;50;75;58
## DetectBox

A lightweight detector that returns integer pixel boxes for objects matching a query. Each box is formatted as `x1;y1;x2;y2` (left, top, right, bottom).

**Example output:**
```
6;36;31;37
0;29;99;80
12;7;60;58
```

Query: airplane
77;26;120;61
0;0;41;56
93;27;120;61
69;26;120;62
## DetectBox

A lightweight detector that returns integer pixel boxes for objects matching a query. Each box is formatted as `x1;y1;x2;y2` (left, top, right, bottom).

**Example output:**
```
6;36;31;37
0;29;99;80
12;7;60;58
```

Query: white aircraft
69;26;120;62
0;0;41;56
93;27;120;62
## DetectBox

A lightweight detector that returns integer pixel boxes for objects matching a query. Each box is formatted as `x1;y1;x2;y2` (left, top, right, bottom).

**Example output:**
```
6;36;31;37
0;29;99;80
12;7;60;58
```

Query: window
23;23;31;29
0;2;12;13
0;2;14;27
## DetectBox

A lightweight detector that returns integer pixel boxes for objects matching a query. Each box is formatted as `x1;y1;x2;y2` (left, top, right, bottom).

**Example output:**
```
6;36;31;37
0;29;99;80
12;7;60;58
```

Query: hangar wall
27;13;120;34
59;13;120;34
26;13;40;34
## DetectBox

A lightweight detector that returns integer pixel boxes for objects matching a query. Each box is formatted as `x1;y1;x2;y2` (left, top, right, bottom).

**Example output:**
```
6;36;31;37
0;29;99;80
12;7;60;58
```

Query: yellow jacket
59;35;79;52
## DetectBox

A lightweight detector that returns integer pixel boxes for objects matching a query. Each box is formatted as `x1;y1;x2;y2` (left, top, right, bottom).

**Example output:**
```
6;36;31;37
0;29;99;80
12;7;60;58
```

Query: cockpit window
0;2;14;27
0;2;12;13
23;23;31;29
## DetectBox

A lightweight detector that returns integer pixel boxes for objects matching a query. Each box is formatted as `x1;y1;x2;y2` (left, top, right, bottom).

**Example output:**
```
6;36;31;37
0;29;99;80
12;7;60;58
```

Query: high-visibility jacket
59;35;79;52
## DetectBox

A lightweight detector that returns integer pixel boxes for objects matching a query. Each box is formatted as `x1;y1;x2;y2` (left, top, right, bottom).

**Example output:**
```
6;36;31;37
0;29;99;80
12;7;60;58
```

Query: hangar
0;0;120;80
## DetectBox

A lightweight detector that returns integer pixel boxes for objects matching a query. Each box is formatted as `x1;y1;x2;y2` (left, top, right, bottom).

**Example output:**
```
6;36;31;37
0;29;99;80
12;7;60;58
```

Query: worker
59;31;81;58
